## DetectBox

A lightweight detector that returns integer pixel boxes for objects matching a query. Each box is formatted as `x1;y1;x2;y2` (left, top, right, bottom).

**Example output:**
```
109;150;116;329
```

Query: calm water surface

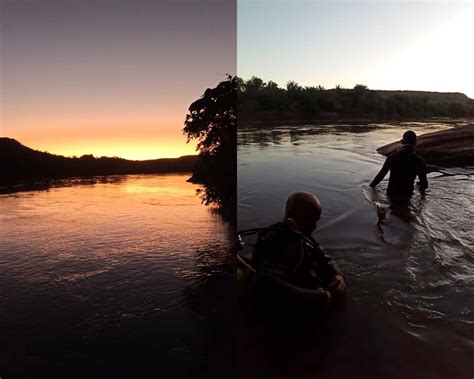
0;174;234;378
237;122;473;379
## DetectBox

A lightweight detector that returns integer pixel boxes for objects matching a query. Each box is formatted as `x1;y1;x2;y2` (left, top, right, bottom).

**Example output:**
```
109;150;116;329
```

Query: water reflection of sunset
122;175;197;196
0;174;221;284
0;172;232;375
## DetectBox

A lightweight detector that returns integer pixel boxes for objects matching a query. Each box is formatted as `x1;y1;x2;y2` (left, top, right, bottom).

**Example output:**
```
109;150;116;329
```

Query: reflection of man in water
251;192;346;309
370;130;428;197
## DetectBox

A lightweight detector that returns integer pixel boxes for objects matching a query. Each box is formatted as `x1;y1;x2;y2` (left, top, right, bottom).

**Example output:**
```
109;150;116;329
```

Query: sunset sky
2;1;472;161
238;1;474;99
1;0;236;160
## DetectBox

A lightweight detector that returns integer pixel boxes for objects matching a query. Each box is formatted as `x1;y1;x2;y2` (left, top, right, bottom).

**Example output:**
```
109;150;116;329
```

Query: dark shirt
370;145;428;196
251;222;343;306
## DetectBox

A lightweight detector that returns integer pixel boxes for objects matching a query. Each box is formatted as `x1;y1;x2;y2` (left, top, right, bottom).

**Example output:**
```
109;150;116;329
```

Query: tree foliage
184;75;236;157
183;75;236;221
238;76;474;121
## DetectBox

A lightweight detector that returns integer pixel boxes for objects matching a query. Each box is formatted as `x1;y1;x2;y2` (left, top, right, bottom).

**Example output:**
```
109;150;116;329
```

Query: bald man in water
251;192;346;308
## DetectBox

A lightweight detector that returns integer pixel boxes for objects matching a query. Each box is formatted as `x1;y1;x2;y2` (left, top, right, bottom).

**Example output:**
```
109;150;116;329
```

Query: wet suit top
251;222;343;307
370;145;428;196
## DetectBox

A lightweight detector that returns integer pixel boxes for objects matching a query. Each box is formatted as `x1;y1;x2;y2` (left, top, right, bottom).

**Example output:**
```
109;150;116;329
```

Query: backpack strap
285;218;305;276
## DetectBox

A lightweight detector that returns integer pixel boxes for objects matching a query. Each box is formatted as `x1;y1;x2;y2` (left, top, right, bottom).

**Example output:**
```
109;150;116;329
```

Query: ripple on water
238;123;474;374
0;174;231;355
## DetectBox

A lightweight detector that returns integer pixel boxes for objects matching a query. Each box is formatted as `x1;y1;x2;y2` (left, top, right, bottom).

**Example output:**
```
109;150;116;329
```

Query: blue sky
238;1;474;98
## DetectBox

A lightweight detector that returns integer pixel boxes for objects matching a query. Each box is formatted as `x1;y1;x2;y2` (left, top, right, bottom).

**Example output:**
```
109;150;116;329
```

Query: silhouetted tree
286;80;302;93
183;75;236;222
243;76;265;92
266;81;279;89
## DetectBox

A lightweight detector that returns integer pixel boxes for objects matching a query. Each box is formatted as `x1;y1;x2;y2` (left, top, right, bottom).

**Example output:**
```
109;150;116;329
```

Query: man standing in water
370;130;428;197
251;192;346;309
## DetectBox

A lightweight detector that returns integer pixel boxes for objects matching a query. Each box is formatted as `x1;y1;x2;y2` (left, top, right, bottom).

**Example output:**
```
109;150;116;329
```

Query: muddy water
0;174;234;378
237;122;473;379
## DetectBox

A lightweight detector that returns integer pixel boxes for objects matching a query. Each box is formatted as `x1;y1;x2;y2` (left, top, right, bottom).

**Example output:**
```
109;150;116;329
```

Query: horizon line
0;136;198;162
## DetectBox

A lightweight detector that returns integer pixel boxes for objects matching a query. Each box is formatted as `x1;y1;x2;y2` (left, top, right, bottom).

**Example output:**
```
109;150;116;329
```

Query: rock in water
376;125;474;168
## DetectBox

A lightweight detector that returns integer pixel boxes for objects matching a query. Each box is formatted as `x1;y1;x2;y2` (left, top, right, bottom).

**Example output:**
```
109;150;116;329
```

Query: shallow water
237;122;473;378
0;174;234;378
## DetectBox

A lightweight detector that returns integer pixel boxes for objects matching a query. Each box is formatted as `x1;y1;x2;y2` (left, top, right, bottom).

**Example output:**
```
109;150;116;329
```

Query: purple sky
1;0;236;159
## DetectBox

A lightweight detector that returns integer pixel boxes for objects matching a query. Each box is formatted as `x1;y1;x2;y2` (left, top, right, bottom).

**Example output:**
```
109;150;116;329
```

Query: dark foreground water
237;122;473;379
0;174;234;378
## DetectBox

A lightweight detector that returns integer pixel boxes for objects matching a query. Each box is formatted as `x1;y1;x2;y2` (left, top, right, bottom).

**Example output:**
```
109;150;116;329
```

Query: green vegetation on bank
238;76;474;122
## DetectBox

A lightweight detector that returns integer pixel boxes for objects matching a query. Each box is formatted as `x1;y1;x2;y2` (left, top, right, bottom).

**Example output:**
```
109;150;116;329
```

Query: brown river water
237;122;473;379
0;174;234;378
0;123;472;378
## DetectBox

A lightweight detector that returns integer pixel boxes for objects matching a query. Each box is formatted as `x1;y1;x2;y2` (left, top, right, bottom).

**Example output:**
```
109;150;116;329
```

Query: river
0;174;234;378
237;121;473;379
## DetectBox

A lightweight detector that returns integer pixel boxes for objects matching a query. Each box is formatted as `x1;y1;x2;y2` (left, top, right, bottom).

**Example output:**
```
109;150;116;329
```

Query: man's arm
370;156;391;187
417;159;428;191
313;248;343;279
256;268;330;305
308;239;346;295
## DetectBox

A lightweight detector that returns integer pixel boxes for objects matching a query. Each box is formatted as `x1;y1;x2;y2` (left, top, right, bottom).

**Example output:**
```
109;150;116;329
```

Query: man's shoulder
252;222;301;268
392;147;425;163
257;222;299;245
391;146;410;158
386;150;399;161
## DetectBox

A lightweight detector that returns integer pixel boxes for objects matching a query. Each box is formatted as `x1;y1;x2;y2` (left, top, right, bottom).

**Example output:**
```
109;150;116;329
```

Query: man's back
387;146;426;195
251;221;342;306
371;145;428;196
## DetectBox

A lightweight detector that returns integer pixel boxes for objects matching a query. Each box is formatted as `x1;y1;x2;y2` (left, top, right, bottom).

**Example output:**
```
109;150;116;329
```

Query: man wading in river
251;192;346;311
370;130;428;198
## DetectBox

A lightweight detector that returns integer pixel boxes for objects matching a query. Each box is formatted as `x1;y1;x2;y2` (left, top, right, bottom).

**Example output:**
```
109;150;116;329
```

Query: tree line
0;137;197;185
238;76;474;121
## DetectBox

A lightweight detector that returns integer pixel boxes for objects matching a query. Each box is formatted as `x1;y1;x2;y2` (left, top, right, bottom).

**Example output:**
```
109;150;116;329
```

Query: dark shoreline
0;137;198;187
238;117;473;128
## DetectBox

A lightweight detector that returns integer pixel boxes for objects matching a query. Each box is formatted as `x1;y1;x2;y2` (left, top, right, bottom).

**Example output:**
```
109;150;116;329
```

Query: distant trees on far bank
237;76;474;121
0;137;197;186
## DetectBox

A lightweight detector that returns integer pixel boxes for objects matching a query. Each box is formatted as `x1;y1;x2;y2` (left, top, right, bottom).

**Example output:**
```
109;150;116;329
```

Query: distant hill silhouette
370;90;471;103
0;138;198;185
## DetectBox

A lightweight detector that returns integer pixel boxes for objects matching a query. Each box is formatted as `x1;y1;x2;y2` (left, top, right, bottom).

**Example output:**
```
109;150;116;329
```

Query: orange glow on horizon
1;116;201;160
2;130;198;160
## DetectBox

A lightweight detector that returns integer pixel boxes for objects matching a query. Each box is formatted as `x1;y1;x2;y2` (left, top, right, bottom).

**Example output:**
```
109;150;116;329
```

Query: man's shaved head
284;192;322;235
402;130;417;147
